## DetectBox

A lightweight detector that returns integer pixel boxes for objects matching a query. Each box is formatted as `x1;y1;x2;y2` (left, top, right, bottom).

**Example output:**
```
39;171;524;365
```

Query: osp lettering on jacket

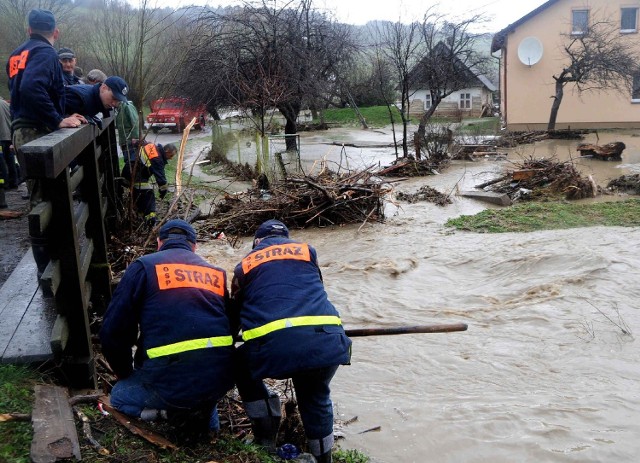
242;243;311;274
155;263;224;295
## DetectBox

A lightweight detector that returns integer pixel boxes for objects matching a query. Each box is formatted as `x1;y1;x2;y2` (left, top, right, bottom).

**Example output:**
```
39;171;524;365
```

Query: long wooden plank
30;385;81;463
0;251;39;359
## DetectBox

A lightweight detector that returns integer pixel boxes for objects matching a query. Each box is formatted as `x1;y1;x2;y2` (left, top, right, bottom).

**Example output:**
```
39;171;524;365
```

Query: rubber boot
0;187;6;209
244;395;282;453
314;451;332;463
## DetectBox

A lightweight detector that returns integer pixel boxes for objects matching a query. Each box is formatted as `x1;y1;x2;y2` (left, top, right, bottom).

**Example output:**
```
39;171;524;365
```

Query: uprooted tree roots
481;157;598;201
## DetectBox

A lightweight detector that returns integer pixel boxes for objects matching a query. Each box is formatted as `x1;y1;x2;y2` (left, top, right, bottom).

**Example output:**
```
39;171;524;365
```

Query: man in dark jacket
122;141;176;226
231;220;352;463
100;219;235;440
64;75;129;125
7;9;85;153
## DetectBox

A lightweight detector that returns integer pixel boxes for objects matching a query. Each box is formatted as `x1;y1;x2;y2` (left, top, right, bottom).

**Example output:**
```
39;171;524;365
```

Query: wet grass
0;364;368;463
446;198;640;233
0;365;43;463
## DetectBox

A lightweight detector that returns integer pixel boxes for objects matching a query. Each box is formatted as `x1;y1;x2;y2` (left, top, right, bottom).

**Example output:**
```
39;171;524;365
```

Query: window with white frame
459;93;471;109
572;9;589;35
632;73;640;102
424;93;432;109
621;7;638;33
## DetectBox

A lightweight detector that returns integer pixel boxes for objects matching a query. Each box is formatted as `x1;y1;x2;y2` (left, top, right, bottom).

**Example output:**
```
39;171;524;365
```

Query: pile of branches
396;186;452;206
377;155;449;177
199;168;389;236
484;158;597;200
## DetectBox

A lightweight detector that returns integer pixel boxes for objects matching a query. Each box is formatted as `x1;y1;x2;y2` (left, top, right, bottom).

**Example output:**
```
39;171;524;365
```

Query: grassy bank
446;199;640;233
318;105;500;134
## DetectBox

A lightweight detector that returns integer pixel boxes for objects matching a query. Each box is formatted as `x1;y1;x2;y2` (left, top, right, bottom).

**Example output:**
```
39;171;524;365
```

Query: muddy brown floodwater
198;126;640;463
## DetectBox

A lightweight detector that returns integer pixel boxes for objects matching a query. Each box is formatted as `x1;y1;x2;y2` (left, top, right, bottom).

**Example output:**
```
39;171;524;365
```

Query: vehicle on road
146;97;206;134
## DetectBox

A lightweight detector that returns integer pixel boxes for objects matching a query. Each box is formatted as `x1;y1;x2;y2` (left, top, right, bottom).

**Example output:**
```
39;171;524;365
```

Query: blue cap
159;219;197;244
58;47;75;59
28;9;55;32
104;76;129;102
254;219;289;239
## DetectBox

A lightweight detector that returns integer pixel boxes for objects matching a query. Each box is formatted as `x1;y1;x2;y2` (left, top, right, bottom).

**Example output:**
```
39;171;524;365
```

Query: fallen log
577;142;625;160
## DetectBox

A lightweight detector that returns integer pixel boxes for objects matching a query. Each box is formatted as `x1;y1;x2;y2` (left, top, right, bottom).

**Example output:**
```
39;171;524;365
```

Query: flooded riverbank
197;125;640;462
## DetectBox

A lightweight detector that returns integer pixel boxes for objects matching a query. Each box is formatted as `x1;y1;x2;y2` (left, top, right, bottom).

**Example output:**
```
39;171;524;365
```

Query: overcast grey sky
153;0;549;31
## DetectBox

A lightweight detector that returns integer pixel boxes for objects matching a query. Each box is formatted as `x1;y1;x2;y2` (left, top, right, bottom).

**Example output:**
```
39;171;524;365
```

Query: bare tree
377;20;422;158
79;0;191;108
186;0;355;151
413;9;490;159
548;18;640;131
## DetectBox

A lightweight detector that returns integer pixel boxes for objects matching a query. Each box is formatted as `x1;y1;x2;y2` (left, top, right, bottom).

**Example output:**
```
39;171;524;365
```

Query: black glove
159;189;167;199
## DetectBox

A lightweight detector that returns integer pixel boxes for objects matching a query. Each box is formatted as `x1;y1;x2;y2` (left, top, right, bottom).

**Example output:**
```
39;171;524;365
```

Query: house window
621;8;638;33
460;93;471;109
424;93;432;110
632;74;640;102
572;9;589;35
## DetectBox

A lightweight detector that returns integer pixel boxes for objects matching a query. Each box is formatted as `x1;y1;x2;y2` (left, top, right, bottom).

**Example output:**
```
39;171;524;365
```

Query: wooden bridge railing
0;117;120;388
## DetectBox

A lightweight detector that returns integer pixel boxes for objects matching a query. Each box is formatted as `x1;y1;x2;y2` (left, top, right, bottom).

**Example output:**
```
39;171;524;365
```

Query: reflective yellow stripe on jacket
146;335;233;359
242;315;342;341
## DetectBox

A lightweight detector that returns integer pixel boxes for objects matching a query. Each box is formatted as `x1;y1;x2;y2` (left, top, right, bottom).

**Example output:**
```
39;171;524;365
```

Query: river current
195;126;640;462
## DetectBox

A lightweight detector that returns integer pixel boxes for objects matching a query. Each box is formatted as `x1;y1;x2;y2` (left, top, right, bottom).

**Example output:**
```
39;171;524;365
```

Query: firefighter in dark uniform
64;76;129;125
231;220;352;463
100;219;235;441
121;142;177;226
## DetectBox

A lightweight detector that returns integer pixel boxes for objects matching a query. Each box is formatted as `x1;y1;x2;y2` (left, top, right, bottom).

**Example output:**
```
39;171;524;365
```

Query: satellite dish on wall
517;37;543;66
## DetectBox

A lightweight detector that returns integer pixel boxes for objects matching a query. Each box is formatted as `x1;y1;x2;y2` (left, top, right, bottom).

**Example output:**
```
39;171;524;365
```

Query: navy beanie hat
159;219;197;244
28;9;55;32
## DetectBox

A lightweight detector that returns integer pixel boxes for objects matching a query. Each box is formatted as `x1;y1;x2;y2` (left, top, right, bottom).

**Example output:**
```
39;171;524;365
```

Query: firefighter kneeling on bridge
121;142;176;226
99;219;234;443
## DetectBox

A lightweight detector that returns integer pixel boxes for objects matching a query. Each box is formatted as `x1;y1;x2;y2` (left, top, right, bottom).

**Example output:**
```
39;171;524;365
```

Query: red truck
146;97;207;134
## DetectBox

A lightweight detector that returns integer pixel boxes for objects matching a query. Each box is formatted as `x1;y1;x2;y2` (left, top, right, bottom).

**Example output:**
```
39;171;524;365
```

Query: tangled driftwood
396;186;452;206
479;158;597;201
198;168;389;237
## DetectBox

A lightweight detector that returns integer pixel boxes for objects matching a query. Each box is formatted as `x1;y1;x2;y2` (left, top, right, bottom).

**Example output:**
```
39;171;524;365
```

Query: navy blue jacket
125;143;169;187
232;236;351;379
65;83;110;119
100;239;234;405
6;34;65;132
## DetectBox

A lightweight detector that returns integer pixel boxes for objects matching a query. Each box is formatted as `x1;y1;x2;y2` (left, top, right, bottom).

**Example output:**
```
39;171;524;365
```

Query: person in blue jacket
6;9;85;150
64;76;129;126
100;219;235;443
231;219;352;463
58;47;81;86
121;141;176;226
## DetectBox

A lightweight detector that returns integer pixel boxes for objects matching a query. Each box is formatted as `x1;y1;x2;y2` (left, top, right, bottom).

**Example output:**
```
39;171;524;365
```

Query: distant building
408;41;497;120
491;0;640;131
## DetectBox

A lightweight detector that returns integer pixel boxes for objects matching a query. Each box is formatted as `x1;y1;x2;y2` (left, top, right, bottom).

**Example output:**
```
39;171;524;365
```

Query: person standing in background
58;47;82;85
115;98;140;163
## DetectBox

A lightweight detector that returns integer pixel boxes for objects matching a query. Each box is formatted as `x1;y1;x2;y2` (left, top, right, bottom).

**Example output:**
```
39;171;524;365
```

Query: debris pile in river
199;169;389;236
607;174;640;194
479;158;598;201
396;186;452;206
577;142;626;161
377;155;449;177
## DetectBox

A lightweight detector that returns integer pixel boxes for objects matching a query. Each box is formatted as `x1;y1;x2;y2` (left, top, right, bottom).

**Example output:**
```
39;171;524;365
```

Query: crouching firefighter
231;220;352;463
122;142;176;226
99;219;235;443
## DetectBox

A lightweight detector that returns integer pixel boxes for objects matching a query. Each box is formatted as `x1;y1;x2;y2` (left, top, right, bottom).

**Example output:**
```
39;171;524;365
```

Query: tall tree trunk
548;80;564;131
278;102;301;151
415;103;438;160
